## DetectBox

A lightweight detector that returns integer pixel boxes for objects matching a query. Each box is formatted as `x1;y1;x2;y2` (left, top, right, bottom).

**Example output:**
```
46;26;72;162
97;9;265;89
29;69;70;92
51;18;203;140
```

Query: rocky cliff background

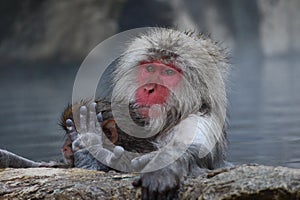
1;0;299;62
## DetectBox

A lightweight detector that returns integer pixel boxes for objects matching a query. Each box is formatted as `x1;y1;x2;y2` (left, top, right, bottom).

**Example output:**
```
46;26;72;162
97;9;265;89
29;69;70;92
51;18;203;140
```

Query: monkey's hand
131;152;156;171
65;103;125;171
132;168;180;200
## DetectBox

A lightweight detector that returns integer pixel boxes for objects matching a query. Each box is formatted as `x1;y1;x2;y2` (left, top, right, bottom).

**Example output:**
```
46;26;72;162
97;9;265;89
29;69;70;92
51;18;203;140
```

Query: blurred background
0;0;299;168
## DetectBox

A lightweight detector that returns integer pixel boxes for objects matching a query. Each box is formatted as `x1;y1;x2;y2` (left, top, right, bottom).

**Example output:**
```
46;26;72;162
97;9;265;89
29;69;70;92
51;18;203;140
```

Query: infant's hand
65;102;125;170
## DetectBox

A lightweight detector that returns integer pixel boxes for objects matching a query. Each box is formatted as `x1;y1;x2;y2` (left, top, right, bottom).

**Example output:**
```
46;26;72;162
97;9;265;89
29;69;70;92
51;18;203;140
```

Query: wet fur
62;28;230;199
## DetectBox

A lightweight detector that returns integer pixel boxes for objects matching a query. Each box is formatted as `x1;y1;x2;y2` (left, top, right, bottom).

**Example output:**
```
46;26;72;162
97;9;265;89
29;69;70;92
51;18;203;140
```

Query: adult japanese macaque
0;28;230;199
61;28;231;199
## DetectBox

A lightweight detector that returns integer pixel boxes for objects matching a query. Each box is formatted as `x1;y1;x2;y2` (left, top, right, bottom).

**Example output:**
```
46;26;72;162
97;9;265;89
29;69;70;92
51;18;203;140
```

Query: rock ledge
0;164;299;199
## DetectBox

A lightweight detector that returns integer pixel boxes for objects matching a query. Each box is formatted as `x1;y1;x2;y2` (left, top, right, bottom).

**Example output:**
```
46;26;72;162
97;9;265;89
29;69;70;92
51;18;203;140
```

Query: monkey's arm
0;149;67;168
0;149;42;168
132;113;225;199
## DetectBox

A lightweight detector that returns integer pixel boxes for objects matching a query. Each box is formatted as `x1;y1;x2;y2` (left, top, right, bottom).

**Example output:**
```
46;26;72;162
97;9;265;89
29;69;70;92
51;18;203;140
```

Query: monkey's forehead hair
114;28;229;78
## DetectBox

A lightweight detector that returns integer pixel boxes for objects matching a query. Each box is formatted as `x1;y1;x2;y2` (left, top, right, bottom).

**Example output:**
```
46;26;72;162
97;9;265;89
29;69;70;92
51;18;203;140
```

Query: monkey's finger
110;146;124;162
88;102;97;132
66;119;79;141
165;188;178;200
80;106;87;132
105;146;124;168
97;112;103;123
69;131;79;142
94;113;104;143
95;121;101;135
131;159;142;171
131;153;155;171
89;146;125;171
66;119;76;134
142;187;149;200
158;191;168;200
72;138;85;151
132;176;142;187
95;112;103;132
150;189;158;200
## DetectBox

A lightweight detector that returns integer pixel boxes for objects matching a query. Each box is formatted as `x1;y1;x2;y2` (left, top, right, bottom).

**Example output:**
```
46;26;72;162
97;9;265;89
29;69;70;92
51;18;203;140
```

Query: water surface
0;58;299;168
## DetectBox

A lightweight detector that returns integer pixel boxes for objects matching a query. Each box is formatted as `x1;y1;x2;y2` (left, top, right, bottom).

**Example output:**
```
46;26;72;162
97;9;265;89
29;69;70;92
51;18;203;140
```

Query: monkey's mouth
136;105;151;117
136;104;164;119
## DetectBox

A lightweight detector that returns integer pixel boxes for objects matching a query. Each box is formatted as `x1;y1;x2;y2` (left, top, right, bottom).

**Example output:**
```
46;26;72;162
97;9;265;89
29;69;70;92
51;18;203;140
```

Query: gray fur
112;28;230;199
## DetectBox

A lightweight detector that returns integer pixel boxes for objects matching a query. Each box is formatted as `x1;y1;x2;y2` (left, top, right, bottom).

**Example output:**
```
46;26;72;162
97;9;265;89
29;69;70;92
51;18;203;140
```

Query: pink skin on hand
135;62;182;117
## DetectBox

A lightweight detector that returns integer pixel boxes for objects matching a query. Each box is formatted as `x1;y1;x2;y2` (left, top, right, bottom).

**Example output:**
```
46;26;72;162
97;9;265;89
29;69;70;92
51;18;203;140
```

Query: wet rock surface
0;164;299;199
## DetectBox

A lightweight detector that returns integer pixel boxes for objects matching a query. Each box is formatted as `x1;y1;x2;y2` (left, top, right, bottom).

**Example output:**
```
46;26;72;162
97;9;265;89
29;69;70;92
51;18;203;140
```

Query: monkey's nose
144;83;156;94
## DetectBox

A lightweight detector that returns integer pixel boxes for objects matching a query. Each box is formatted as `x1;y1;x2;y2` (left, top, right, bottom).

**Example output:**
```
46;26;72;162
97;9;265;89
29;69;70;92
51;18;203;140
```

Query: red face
135;61;182;117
